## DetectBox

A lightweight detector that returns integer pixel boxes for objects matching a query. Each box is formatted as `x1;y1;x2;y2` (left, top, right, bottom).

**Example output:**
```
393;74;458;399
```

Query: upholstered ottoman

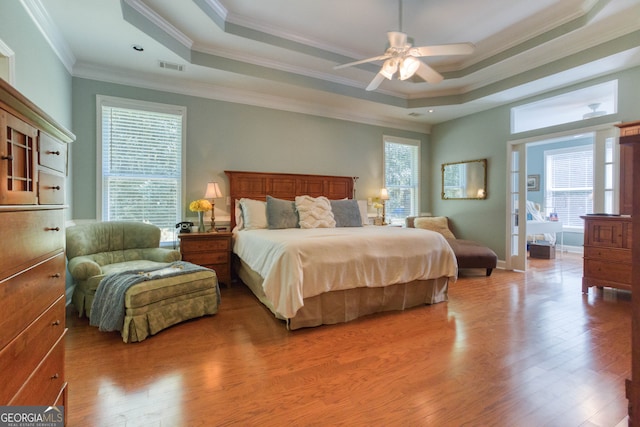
406;216;498;277
121;268;220;343
446;239;498;276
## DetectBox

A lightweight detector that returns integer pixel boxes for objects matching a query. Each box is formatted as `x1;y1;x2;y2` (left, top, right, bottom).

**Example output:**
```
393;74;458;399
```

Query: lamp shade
380;188;390;200
204;182;223;199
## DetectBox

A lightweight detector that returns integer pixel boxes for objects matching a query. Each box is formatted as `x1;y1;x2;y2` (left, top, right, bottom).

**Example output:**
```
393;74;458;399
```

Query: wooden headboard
225;170;355;230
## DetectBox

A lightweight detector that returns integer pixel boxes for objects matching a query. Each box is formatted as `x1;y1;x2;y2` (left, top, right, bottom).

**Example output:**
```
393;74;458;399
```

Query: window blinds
545;148;593;227
101;105;182;241
384;139;419;223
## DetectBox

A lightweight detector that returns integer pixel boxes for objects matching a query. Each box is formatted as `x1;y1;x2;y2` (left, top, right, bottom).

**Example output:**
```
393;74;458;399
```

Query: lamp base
209;202;218;232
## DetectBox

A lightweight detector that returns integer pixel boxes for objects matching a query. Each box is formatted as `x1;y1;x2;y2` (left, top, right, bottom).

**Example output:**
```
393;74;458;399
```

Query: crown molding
20;0;76;73
72;62;430;134
123;0;193;49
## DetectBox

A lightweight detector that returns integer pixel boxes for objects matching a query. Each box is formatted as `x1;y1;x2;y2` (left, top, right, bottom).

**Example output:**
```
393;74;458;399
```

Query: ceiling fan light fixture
380;59;398;80
388;31;408;49
399;57;420;80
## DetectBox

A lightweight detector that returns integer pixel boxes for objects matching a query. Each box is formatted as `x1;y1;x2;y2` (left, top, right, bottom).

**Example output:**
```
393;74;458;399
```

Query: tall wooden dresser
0;79;74;414
615;120;640;425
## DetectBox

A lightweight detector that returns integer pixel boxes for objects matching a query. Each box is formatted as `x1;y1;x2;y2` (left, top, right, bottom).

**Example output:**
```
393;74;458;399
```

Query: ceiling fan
334;0;474;91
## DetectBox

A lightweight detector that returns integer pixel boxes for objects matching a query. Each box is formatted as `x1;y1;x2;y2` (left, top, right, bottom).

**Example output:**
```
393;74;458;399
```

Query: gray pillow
330;199;363;227
266;195;299;229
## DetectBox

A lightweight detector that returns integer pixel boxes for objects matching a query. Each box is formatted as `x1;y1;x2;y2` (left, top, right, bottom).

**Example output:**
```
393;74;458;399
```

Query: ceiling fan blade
415;61;443;84
334;55;391;70
412;42;475;57
366;73;386;91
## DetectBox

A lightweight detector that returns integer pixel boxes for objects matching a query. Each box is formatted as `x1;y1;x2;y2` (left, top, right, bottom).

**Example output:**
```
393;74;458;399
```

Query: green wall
71;77;429;222
430;66;640;259
0;2;72;129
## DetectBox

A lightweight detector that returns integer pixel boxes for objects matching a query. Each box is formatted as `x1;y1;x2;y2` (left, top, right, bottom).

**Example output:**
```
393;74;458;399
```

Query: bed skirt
236;259;449;330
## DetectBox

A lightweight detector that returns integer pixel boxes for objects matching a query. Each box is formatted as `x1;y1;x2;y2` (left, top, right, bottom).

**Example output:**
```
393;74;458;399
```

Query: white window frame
96;95;187;243
382;135;421;225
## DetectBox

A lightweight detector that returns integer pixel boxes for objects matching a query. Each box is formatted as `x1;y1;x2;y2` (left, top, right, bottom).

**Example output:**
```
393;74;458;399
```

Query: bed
225;170;458;329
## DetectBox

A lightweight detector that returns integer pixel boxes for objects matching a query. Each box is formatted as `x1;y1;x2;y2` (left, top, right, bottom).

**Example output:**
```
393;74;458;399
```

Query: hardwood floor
65;253;631;426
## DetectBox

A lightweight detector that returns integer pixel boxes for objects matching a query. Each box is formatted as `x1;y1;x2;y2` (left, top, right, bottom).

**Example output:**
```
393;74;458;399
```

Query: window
544;146;593;228
98;96;185;243
383;136;420;225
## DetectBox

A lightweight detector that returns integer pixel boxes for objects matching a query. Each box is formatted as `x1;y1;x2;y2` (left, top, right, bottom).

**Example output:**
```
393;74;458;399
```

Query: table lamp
380;188;390;225
204;182;223;232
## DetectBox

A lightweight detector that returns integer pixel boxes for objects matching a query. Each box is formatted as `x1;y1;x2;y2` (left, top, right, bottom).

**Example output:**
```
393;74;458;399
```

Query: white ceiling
29;0;640;132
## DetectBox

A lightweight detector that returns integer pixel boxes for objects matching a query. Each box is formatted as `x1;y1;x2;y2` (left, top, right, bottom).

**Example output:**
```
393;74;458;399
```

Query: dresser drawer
9;332;66;406
0;253;65;349
584;218;631;248
0;295;65;404
0;209;64;280
38;171;65;204
38;132;67;174
182;238;229;252
584;246;631;264
584;259;632;285
184;251;228;266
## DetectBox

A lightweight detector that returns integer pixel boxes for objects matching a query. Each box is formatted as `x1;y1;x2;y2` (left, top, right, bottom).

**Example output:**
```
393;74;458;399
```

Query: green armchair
67;221;181;317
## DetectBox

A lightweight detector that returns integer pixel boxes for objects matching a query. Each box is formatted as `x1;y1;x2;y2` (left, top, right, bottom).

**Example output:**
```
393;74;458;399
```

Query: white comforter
233;226;457;319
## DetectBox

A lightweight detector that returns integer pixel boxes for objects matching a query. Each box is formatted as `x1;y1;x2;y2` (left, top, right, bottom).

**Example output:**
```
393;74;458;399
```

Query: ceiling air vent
159;61;184;72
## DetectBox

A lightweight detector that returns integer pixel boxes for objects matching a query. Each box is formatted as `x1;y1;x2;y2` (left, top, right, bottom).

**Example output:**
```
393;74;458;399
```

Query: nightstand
178;232;232;287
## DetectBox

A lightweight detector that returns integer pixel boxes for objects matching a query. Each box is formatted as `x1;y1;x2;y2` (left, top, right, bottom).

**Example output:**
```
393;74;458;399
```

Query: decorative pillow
330;199;362;227
414;216;456;239
239;198;267;230
234;200;243;230
295;195;336;229
357;200;369;225
266;196;299;229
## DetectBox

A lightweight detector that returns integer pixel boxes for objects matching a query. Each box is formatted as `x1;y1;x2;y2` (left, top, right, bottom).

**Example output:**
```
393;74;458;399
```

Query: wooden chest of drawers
178;232;232;286
0;79;74;414
581;215;632;293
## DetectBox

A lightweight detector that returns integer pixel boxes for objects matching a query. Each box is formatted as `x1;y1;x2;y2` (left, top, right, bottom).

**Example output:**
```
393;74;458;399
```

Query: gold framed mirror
441;158;487;200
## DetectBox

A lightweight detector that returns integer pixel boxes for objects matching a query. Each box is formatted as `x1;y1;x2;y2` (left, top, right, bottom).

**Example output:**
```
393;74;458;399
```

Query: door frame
505;122;619;270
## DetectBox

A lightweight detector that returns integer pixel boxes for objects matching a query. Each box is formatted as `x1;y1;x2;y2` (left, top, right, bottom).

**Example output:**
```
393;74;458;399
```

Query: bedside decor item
527;174;540;191
189;198;212;232
380;188;390;225
204;182;223;232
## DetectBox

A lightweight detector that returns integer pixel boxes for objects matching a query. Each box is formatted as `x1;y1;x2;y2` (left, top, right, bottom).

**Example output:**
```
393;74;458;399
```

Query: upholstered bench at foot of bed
406;216;498;277
446;239;497;277
122;269;220;343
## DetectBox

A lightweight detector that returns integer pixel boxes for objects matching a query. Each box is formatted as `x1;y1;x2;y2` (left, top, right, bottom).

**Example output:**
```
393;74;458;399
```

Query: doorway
505;124;618;271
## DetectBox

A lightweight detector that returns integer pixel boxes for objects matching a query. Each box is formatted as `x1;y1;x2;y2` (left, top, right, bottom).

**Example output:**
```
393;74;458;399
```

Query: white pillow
239;198;267;230
234;199;244;230
295;195;336;229
357;200;369;225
